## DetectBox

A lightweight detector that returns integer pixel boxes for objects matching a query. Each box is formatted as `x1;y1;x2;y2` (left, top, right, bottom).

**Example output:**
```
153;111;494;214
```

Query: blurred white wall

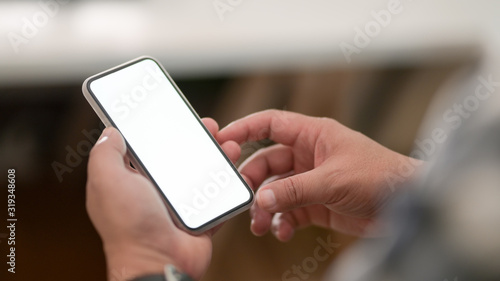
0;0;497;86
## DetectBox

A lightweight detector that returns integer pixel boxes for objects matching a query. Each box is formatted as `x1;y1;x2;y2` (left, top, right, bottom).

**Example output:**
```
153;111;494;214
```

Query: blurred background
0;0;498;280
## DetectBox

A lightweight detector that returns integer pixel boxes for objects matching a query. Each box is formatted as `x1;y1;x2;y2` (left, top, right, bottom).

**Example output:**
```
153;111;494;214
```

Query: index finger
217;109;318;146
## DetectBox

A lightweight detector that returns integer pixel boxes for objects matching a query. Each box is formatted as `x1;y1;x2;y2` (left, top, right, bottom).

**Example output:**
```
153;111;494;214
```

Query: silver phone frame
82;56;254;234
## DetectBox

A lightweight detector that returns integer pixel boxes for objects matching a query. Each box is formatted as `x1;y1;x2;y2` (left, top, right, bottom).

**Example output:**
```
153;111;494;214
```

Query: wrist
104;243;178;281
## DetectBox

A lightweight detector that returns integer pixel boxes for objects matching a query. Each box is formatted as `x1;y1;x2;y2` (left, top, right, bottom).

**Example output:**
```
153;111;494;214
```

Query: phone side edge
82;77;112;128
149;58;257;233
186;194;255;234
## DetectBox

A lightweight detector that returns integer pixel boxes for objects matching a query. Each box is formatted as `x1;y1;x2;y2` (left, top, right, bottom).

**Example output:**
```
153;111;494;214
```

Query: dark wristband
129;274;166;281
128;264;194;281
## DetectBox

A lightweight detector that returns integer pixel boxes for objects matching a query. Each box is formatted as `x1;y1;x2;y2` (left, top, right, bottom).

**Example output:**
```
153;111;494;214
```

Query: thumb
87;127;128;183
256;168;330;213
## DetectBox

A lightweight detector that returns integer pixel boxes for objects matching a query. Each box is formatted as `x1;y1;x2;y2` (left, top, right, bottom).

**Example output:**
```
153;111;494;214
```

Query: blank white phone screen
88;58;252;229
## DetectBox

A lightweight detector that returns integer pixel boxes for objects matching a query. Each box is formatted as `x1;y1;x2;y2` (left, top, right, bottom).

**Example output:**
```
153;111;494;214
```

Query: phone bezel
82;56;254;234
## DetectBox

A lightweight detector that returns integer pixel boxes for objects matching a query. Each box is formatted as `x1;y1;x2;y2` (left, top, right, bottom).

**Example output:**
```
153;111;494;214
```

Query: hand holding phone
86;125;218;280
82;56;254;234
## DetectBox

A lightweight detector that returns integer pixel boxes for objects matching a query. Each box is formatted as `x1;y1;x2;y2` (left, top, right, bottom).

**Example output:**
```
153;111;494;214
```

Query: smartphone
82;56;254;234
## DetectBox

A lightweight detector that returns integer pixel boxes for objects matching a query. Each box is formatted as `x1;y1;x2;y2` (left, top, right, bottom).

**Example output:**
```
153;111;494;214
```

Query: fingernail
274;229;280;239
258;189;276;210
96;128;111;146
250;218;258;232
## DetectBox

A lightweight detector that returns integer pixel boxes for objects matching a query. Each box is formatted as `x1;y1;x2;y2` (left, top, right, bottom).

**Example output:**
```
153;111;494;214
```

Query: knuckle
316;116;336;128
263;108;279;115
282;176;304;207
